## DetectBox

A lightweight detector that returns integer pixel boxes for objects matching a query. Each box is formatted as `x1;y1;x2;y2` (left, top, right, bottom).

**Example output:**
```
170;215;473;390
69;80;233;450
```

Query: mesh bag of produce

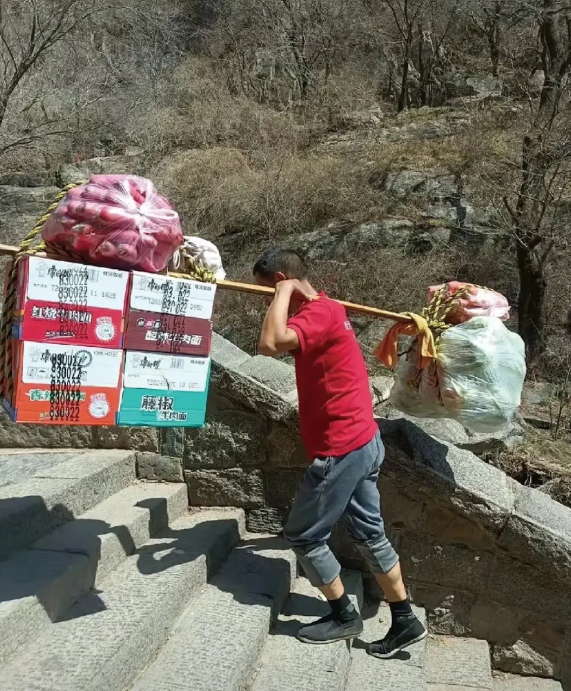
427;282;510;324
41;175;184;273
386;317;526;433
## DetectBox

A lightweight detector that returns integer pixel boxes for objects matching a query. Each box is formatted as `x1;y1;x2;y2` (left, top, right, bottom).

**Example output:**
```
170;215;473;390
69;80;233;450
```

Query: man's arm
258;281;300;357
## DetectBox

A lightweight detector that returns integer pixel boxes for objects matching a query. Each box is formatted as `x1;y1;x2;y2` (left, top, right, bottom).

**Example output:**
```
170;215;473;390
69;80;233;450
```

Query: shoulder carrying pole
0;243;413;325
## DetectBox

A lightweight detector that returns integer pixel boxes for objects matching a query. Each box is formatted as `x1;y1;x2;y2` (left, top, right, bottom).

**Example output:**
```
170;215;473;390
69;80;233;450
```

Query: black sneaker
367;616;427;659
297;611;364;645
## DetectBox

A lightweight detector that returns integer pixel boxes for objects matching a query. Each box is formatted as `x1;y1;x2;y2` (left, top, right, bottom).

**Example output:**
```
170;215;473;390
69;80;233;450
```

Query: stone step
345;602;427;691
249;571;363;691
0;481;187;665
0;509;244;691
426;636;493;690
129;535;296;691
0;449;136;561
493;673;563;690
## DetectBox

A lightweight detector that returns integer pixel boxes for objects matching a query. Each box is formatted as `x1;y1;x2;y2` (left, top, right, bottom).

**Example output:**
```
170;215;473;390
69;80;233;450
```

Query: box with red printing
3;340;123;425
124;272;216;356
12;256;129;348
124;310;212;356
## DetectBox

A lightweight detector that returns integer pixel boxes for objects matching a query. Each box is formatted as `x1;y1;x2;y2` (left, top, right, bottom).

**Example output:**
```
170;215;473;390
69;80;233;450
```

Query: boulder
0;185;61;248
357;320;392;359
0;172;56;187
522;382;556;407
466;75;503;99
383;169;458;200
289;218;414;260
0;185;60;215
370;376;394;407
384;409;524;454
59;153;146;186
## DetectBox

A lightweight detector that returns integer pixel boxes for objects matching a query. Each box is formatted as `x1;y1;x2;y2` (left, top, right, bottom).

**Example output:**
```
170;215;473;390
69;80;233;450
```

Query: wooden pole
217;279;413;324
0;244;413;324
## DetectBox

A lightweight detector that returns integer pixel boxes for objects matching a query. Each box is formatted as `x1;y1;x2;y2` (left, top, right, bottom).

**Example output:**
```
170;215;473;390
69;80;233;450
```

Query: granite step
345;601;428;691
0;449;136;561
493;673;563;690
426;635;493;690
249;571;363;691
0;509;244;691
129;535;296;691
0;481;187;664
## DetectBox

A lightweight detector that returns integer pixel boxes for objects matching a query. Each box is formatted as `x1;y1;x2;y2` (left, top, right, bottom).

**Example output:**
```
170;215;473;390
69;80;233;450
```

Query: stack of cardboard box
2;257;216;427
119;272;215;426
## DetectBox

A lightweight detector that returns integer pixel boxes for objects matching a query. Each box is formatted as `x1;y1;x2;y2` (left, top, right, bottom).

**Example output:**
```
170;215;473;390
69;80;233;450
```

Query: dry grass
153;145;390;240
486;432;571;509
135;57;313;156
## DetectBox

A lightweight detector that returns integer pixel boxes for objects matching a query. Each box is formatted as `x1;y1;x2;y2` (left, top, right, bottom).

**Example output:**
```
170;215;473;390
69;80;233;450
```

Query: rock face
174;332;570;683
382;409;525;454
0;184;61;248
287;218;416;260
59;153;146;185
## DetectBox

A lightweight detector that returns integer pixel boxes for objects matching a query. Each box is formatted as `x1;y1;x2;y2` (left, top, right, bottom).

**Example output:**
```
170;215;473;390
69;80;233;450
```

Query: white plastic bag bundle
389;317;526;433
173;236;226;280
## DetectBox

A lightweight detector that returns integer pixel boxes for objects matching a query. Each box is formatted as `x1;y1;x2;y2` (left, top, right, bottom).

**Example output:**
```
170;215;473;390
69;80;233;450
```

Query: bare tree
380;0;429;111
209;0;355;107
466;1;529;78
504;0;571;365
363;0;459;112
0;0;102;156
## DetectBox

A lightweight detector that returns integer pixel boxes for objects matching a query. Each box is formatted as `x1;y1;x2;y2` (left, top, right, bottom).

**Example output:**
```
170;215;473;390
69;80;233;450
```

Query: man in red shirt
254;248;426;658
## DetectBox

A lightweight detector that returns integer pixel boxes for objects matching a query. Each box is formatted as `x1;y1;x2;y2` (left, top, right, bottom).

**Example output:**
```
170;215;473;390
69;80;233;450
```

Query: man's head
253;248;308;288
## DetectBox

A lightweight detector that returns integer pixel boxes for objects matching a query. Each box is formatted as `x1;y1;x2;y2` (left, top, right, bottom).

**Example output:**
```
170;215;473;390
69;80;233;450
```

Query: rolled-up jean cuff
292;543;341;587
353;536;400;575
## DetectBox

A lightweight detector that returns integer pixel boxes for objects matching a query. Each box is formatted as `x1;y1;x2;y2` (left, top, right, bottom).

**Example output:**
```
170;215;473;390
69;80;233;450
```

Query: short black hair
253;248;308;279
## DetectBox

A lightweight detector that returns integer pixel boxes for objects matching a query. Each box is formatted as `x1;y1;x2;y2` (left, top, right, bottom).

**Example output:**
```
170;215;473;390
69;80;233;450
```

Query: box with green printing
117;351;210;427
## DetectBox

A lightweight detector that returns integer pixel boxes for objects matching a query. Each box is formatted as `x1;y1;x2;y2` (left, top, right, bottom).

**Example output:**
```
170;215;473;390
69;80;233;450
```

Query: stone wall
1;330;569;685
175;333;571;687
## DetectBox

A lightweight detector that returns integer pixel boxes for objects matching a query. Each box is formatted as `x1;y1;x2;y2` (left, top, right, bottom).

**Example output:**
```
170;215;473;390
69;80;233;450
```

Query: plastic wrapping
41;175;184;273
427;282;510;324
172;236;226;280
389;317;526;432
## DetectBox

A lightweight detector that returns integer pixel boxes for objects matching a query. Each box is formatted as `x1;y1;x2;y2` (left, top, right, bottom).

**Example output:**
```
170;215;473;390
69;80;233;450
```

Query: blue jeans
284;431;399;587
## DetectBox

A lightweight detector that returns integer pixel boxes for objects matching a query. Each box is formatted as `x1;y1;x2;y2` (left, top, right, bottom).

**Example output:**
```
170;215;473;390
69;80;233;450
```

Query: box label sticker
129;272;215;319
26;256;129;311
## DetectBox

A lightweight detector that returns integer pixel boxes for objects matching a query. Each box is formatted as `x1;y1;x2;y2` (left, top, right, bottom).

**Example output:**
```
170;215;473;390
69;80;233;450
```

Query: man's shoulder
320;297;350;324
292;295;334;319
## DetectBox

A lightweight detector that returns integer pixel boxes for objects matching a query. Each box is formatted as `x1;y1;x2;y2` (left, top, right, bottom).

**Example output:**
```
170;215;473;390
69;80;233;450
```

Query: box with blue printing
117;350;210;427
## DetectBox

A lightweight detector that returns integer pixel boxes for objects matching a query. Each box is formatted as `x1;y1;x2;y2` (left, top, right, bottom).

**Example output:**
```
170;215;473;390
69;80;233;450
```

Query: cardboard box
117;350;210;427
12;256;129;348
123;310;212;356
4;341;123;425
117;388;208;427
129;272;216;319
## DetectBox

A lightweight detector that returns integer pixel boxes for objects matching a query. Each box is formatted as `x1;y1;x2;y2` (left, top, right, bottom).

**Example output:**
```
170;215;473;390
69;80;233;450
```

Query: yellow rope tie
0;182;86;400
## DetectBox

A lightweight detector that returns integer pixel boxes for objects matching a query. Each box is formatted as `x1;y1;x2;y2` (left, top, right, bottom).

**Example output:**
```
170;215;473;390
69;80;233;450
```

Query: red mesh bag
41;175;184;273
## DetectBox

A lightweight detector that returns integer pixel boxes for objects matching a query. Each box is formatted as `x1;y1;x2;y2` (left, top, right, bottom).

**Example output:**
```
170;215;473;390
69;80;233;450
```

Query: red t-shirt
287;294;378;459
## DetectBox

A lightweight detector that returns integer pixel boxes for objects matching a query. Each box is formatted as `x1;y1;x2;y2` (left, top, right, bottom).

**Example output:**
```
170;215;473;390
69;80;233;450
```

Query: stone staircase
0;450;563;691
